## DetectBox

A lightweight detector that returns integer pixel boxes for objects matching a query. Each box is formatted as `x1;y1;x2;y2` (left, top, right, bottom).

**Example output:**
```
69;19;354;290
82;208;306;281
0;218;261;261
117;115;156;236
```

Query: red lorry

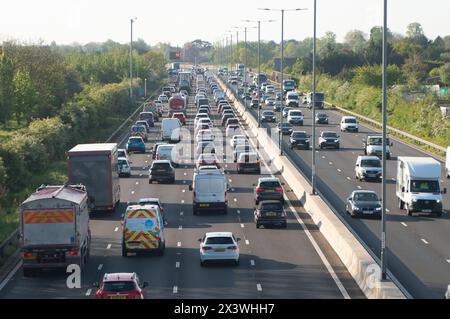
168;93;187;118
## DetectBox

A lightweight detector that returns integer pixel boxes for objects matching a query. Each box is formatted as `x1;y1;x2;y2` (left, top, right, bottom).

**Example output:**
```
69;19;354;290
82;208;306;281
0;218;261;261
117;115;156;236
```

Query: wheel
121;244;128;257
319;144;323;149
255;199;259;205
290;144;294;150
148;179;152;184
355;175;359;181
200;260;205;267
305;143;310;150
282;222;287;229
406;204;413;216
235;259;240;266
398;199;404;210
256;223;260;229
355;129;359;133
386;153;391;160
23;268;35;277
336;144;340;149
435;211;442;218
446;169;449;178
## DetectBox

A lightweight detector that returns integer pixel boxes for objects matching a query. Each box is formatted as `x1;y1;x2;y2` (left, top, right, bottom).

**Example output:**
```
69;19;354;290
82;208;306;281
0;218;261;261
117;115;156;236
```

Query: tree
402;51;428;88
439;63;450;84
344;30;367;54
0;52;14;124
12;69;38;124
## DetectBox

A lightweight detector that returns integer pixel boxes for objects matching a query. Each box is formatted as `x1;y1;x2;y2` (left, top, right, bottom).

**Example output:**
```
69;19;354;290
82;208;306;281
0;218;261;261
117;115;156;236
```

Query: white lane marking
142;166;146;170
346;177;351;181
184;166;188;169
182;189;186;193
421;239;429;245
0;261;22;291
106;244;111;250
173;286;178;294
85;289;92;296
131;191;135;195
386;209;390;213
181;200;185;203
145;160;148;163
321;156;326;159
114;227;119;232
176;262;180;268
329;162;333;165
147;155;150;158
225;164;228;168
337;169;342;172
446;259;450;264
180;211;184;216
257;284;262;291
250;260;255;266
135;182;139;185
237;210;240;214
229;179;232;183
178;225;183;230
184;172;187;176
245;239;250;245
401;222;408;227
357;186;362;189
177;242;181;247
233;198;237;202
240;224;244;228
287;199;351;299
231;188;235;192
98;264;103;271
315;150;319;153
352;152;355;154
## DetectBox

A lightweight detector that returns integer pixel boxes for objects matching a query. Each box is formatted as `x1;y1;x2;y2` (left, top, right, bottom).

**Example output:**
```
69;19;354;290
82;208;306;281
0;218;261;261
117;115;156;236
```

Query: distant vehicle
172;112;186;125
130;125;148;142
306;92;324;109
149;160;175;184
273;101;282;112
355;156;382;182
196;129;214;143
264;96;275;106
286;92;299;107
189;171;228;215
171;62;180;70
282;107;294;118
94;272;147;299
265;85;275;94
277;122;293;135
446;147;450;178
168;93;187;117
158;94;168;104
319;131;340;149
135;120;151;134
346;190;382;219
233;144;254;162
161;118;181;143
287;110;304;125
254;200;287;228
68;143;120;212
237;152;260;174
289;131;310;150
340;116;359;132
195;141;216;157
254;73;268;85
20;184;90;277
315;113;329;124
162;86;172;98
155;144;179;167
226;124;241;137
396;157;446;217
118;157;131;177
261;110;276;122
126;136;146;154
198;232;240;266
235;63;245;72
117;149;129;162
121;204;165;256
364;135;392;159
230;135;248;149
282;79;296;93
253;177;285;204
196;153;220;170
250;99;259;109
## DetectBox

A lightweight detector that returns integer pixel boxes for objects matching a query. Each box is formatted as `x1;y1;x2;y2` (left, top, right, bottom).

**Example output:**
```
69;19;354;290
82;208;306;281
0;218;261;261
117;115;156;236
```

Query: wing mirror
236;238;241;242
442;188;447;194
401;187;405;193
197;238;202;242
189;185;193;191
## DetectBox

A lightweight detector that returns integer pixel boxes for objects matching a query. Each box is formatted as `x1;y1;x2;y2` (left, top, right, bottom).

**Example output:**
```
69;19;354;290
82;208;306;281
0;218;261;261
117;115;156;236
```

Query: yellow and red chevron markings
23;210;74;224
126;209;157;218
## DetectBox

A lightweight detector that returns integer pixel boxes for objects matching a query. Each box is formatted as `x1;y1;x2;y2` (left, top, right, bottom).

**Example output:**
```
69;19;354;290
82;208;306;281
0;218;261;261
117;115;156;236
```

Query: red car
94;272;147;299
172;112;186;125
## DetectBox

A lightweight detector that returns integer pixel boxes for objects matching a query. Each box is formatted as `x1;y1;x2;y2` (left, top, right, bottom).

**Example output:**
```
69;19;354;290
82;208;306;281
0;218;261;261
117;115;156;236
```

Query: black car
254;200;287;228
253;178;285;204
315;113;329;124
346;190;382;219
149;160;175;184
277;123;293;135
261;111;276;122
319;131;340;149
250;99;260;109
289;131;310;150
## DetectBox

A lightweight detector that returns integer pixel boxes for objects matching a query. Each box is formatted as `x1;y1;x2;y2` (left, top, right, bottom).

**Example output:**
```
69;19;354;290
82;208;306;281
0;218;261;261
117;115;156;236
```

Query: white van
155;144;180;167
446;146;450;178
161;118;181;142
189;172;228;215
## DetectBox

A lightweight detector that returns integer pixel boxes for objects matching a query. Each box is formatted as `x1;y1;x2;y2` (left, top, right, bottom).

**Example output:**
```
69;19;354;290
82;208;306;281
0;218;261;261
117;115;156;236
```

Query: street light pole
381;0;388;281
144;78;147;97
129;18;136;101
311;0;317;195
280;9;284;155
244;27;248;109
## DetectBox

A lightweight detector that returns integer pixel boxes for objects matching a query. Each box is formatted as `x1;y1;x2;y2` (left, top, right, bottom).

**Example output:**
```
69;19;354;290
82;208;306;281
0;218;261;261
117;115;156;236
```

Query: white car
355;156;382;182
118;157;131;177
198;232;240;266
340;116;359;132
196;129;214;142
226;125;242;138
117;148;130;163
287;110;304;125
196;153;220;169
445;284;450;299
230;135;248;149
194;114;210;127
158;94;168;104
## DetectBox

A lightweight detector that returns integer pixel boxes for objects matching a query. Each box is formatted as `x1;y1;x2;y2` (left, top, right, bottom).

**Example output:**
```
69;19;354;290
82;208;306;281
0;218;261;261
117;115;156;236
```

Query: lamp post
259;8;307;155
129;17;137;102
243;19;276;127
311;1;317;195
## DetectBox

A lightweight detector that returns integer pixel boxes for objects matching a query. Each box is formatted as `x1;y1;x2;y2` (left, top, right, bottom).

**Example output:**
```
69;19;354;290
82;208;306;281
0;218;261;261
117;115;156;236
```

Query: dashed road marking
98;264;103;271
329;162;333;165
256;284;262;291
421;239;429;245
85;289;92;296
139;174;143;177
233;198;237;202
131;191;135;195
106;244;111;250
245;239;250;245
173;286;178;294
181;200;185;203
114;227;119;232
184;172;187;176
135;182;139;185
386;209;390;213
337;169;342;172
177;242;181;247
250;260;255;266
346;177;351;181
401;222;408;227
182;189;186;193
392;178;396;181
175;262;180;268
446;259;450;264
183;180;186;184
180;211;184;216
321;156;325;159
240;224;244;228
229;179;232;183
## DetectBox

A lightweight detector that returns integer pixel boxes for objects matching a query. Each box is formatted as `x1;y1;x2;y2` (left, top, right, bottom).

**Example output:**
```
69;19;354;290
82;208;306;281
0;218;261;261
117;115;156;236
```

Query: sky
0;0;449;46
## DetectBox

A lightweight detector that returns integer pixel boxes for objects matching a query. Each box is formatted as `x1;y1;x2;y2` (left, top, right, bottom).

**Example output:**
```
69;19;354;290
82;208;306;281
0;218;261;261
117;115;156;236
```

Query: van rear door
195;176;226;204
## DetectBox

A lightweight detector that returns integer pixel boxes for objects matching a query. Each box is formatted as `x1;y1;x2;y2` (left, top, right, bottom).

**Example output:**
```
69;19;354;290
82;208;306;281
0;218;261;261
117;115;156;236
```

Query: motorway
223;75;450;298
0;76;364;299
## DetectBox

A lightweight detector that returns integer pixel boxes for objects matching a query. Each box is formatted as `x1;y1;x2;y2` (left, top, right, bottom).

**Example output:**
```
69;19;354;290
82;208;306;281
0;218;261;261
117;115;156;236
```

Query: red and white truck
168;93;187;118
20;184;91;277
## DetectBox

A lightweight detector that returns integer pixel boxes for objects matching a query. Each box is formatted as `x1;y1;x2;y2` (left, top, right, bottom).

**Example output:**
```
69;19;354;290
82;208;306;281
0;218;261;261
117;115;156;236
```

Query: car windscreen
205;237;233;245
103;281;136;292
361;160;381;167
132;126;145;132
290;111;302;116
344;118;357;123
322;132;337;138
261;203;283;211
259;181;282;188
288;95;298;100
368;137;389;145
292;132;307;138
263;112;274;116
152;163;172;170
129;138;142;143
354;193;379;201
410;180;440;193
118;151;126;157
317;114;327;118
118;159;128;166
279;123;292;128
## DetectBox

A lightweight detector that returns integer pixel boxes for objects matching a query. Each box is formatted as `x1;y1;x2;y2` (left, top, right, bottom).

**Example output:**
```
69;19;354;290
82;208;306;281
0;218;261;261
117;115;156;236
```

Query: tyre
398;199;404;210
282;222;287;229
320;144;323;149
235;259;240;266
23;268;35;277
121;245;128;257
446;169;449;178
200;260;205;267
255;199;259;205
336;144;340;149
435;211;442;218
149;179;152;184
256;223;260;229
406;204;413;216
386;153;391;160
290;144;294;150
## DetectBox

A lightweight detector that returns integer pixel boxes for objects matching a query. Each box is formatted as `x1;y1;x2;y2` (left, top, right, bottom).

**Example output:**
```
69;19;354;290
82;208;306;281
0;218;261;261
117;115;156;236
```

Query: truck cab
396;157;446;217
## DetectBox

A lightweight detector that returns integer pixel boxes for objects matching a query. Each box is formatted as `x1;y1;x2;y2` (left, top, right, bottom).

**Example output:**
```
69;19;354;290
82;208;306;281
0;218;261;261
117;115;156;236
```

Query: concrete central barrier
217;75;406;299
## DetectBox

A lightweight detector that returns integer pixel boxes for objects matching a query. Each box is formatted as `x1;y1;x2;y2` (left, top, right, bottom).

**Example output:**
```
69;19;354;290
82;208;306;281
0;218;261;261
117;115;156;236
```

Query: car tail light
155;154;158;160
202;246;212;251
227;246;237;250
275;187;283;191
256;188;264;192
23;252;34;258
66;250;80;256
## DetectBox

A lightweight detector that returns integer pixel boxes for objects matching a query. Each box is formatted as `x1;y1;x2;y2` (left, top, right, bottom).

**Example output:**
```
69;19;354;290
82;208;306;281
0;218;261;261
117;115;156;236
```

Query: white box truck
20;184;91;277
396;157;446;217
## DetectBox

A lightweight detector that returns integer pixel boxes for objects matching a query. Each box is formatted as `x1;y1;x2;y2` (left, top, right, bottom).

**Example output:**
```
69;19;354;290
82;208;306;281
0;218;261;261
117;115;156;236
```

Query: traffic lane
227;164;351;298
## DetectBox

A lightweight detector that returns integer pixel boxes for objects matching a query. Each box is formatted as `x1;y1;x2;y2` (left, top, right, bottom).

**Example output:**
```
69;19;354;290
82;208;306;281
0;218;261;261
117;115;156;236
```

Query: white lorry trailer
396;157;446;217
20;184;91;277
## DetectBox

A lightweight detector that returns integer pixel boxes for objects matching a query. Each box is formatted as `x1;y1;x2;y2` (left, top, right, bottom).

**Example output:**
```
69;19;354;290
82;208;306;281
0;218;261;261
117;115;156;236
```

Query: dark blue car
126;137;145;154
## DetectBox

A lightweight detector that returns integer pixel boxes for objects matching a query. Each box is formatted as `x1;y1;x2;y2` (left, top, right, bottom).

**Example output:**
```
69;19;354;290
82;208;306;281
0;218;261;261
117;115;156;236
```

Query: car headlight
305;139;310;142
436;199;441;204
375;207;382;211
334;139;339;142
412;198;418;203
